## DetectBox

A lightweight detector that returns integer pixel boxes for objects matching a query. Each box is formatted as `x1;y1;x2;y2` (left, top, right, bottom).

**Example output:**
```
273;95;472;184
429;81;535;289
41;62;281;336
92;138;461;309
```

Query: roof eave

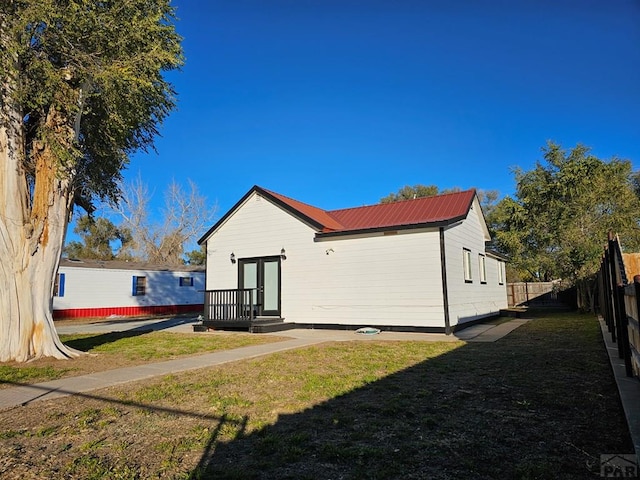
485;248;509;262
59;259;205;272
314;215;467;239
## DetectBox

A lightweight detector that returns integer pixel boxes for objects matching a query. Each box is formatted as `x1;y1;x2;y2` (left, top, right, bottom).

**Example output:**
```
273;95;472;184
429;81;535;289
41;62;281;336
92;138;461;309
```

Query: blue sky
120;0;638;226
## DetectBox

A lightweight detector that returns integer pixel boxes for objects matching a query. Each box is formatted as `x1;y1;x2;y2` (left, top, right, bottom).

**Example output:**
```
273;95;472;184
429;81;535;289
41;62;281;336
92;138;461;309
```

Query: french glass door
239;257;281;316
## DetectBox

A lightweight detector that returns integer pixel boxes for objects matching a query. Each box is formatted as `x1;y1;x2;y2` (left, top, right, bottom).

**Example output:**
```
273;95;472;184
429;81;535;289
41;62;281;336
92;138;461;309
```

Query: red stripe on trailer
53;304;203;319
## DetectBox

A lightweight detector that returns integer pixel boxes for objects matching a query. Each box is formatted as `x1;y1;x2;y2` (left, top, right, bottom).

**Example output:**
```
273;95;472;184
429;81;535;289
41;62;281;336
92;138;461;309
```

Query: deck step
196;317;292;333
250;322;295;333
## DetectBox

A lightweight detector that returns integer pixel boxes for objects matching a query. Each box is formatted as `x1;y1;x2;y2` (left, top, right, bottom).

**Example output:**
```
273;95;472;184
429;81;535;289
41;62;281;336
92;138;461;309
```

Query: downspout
440;227;451;335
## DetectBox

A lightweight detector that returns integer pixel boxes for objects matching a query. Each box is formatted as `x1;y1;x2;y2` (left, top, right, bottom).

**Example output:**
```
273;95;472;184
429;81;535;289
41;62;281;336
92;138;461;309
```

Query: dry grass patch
0;331;285;388
0;312;633;479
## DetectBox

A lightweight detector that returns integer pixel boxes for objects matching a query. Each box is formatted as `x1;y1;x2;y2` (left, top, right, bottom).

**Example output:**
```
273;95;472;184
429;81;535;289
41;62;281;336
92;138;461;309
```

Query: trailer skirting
53;304;203;319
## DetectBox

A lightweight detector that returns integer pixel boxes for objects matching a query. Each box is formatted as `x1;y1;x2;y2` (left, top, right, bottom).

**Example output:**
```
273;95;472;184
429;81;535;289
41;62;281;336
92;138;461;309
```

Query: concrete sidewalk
0;337;325;411
55;315;530;341
599;318;640;463
455;318;530;342
0;318;528;411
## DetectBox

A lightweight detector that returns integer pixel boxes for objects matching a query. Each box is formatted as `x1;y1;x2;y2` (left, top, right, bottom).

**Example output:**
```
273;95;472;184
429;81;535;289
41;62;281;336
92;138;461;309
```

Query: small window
498;261;505;285
463;248;472;283
132;276;146;296
179;276;194;287
479;254;487;284
54;273;65;297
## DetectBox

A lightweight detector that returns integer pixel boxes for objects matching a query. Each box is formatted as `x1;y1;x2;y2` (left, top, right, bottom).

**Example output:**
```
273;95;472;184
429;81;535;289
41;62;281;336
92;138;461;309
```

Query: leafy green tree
382;184;501;226
64;215;132;260
380;184;442;203
0;1;182;361
492;142;640;310
477;189;500;220
185;245;207;266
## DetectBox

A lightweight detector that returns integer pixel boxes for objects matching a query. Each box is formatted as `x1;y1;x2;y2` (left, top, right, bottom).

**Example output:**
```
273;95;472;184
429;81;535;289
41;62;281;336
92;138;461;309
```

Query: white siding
205;191;508;330
444;198;508;327
53;267;205;310
310;230;445;327
206;192;447;328
206;191;316;295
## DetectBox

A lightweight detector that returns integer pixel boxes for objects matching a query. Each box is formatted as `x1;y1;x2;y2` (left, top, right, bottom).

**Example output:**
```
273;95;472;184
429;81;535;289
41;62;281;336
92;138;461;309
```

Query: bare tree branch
109;177;215;265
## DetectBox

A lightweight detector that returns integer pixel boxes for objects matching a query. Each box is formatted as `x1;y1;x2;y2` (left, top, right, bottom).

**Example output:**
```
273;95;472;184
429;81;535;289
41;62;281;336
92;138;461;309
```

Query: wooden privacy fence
508;282;559;307
598;233;640;379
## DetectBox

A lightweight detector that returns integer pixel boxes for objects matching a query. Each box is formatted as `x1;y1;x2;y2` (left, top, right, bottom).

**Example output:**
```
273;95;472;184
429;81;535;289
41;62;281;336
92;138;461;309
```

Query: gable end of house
198;186;333;245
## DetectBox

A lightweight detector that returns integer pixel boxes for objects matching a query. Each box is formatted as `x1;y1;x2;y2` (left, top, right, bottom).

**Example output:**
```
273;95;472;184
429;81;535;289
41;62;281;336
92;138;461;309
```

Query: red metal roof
198;186;478;245
328;189;476;232
261;188;346;231
262;187;476;234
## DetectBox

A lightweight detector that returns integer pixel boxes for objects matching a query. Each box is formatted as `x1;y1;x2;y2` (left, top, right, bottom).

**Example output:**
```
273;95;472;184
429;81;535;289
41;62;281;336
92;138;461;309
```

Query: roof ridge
328;188;476;214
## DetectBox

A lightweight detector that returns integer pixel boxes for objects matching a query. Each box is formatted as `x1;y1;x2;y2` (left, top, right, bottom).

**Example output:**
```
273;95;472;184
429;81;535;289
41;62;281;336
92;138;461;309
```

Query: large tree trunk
0;65;80;362
1;0;182;361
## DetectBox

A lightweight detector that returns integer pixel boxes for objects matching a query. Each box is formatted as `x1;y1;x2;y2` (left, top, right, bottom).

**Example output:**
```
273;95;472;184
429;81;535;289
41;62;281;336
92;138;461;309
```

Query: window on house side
463;249;472;282
498;261;505;285
133;276;146;296
54;273;65;297
479;254;487;284
179;276;194;287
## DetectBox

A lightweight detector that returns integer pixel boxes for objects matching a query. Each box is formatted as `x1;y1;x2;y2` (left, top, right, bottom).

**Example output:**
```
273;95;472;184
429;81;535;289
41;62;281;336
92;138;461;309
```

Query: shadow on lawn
126;315;198;332
62;329;153;351
1;314;632;479
190;315;632;480
0;379;247;444
58;314;199;351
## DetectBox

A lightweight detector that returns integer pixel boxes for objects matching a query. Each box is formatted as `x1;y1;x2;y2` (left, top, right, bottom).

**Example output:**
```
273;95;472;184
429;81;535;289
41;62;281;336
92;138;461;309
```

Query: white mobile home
53;259;205;319
198;186;508;333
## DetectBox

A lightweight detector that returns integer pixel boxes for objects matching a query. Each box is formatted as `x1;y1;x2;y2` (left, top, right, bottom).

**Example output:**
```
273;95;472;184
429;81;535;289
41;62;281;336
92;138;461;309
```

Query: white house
197;186;508;333
53;259;205;319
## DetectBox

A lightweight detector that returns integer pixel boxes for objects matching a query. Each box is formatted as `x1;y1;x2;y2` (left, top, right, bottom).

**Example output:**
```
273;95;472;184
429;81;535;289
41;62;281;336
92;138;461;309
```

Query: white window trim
463;248;472;283
479;254;487;284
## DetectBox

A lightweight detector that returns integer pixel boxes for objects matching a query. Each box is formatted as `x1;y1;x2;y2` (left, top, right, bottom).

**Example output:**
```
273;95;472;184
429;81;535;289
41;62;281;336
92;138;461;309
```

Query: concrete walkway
599;318;640;463
454;318;530;342
0;317;529;411
0;337;324;411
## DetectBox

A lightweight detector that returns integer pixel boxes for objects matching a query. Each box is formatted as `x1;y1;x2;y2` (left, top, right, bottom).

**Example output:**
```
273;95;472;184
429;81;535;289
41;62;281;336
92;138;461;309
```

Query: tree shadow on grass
126;315;199;332
62;329;153;351
0;378;246;438
191;317;633;480
0;315;632;479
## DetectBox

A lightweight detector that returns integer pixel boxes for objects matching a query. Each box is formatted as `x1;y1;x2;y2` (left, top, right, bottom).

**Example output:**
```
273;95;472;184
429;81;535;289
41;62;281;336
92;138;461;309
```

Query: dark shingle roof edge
59;258;205;272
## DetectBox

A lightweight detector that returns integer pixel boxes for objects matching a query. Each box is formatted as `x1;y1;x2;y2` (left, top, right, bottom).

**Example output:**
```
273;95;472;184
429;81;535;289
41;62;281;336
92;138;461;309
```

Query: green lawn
0;331;283;387
0;311;632;479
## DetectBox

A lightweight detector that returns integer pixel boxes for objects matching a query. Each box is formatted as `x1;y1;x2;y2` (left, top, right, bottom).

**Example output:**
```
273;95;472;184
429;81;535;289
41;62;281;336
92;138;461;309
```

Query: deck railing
204;289;256;322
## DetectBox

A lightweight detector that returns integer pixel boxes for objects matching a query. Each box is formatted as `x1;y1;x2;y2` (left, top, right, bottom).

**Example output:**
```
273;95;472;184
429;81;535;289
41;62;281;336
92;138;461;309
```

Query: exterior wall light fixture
280;248;286;260
230;252;236;264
